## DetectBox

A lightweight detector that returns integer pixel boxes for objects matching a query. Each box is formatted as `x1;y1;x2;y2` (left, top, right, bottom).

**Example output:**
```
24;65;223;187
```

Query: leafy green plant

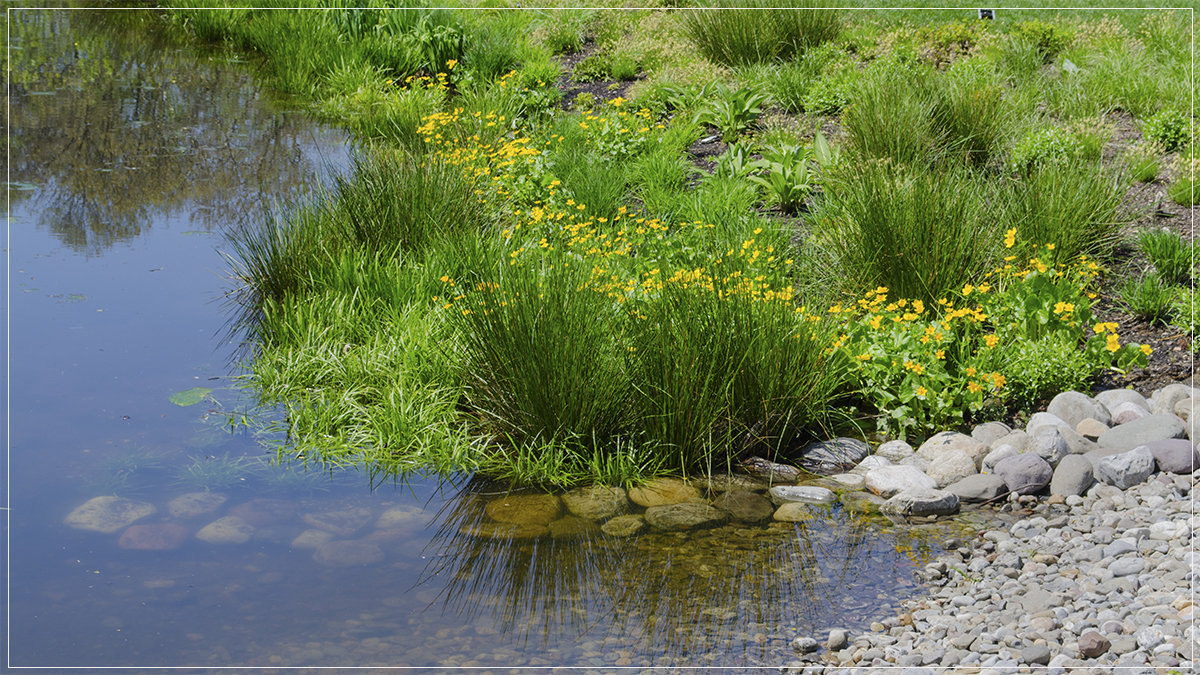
681;0;841;67
714;142;758;180
1142;109;1192;152
748;145;813;213
810;129;841;172
1009;126;1076;173
1120;274;1176;324
1138;228;1193;286
696;85;770;142
572;55;610;82
1169;287;1197;352
610;54;639;81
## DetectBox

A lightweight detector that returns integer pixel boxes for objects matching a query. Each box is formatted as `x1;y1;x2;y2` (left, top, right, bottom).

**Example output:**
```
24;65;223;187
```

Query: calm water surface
9;10;979;672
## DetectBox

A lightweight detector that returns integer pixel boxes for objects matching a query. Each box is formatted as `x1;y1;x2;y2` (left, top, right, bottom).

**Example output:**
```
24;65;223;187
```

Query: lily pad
169;387;212;406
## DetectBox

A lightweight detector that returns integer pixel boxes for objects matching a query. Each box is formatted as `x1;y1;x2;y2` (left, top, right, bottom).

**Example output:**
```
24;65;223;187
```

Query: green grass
1138;228;1194;286
1120;274;1177;324
1004;159;1129;261
681;0;841;68
809;160;1000;308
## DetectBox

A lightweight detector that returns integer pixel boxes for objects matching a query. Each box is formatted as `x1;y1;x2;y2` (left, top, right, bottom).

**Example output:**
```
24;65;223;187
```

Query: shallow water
10;9;976;671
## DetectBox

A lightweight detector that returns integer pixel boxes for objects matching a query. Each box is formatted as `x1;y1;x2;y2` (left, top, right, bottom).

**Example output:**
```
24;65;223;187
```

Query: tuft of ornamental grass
627;272;844;468
681;0;841;68
809;160;1000;310
1119;274;1176;325
1137;228;1194;287
1004;158;1129;262
225;148;490;317
1124;144;1161;183
452;259;632;454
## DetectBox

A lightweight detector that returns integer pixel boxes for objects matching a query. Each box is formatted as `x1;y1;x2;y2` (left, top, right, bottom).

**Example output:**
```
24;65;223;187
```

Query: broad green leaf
169;387;212;406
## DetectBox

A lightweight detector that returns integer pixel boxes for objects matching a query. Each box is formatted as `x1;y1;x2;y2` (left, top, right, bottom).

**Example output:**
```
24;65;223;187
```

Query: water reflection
418;478;964;667
9;8;344;253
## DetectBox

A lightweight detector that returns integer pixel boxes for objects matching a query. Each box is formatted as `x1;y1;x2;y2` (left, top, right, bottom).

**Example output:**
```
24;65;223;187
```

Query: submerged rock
65;496;156;533
600;514;646;537
118;523;188;550
375;505;426;530
547;515;600;539
713;489;775;523
291;528;335;549
561;485;629;521
228;498;295;527
628;478;701;507
773;502;823;522
313;540;384;567
302;507;373;537
768;485;835;505
195;515;254;544
460;521;548;540
484;494;562;526
644;503;728;531
167;492;228;519
698;472;768;492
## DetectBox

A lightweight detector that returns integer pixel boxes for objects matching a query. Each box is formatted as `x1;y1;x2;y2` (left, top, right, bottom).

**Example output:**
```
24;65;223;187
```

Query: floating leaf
169;387;212;407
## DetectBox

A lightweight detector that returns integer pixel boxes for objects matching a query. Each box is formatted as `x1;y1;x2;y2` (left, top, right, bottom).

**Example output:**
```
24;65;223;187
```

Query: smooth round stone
712;490;775;523
797;437;870;474
118;523;188;550
1050;454;1095;496
827;628;849;651
828;473;865;490
791;636;819;653
971;421;1013;447
65;496;157;533
302;507;373;536
1078;631;1111;657
1110;558;1146;577
926;449;978;488
1096;389;1150;417
195;515;254;544
876;440;914;462
313;540;384;567
865;465;936;497
853;455;893;475
880;488;960;516
1076;417;1110;441
547;515;599;539
769;485;834;505
167;492;228;519
773;502;822;522
375;505;425;530
1144;439;1198;474
643;503;728;531
291;528;335;549
739;457;802;483
993;453;1052;495
945;474;1008;502
600;514;645;537
628;478;701;507
918;431;986;464
484;494;562;526
1048;390;1111;428
1098;414;1187;452
698;473;767;493
561;485;629;521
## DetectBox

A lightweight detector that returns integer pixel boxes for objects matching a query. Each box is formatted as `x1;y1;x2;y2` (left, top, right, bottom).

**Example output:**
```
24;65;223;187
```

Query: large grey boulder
971;421;1012;447
644;503;729;531
990;429;1029;452
797;437;870;474
925;449;978;488
852;455;893;475
917;431;987;465
864;465;936;497
1150;383;1199;416
1097;414;1187;452
1049;454;1094;496
1028;429;1070;466
1091;445;1156;489
993;454;1053;495
1026;412;1097;454
880;489;960;516
1047;390;1111;428
1144;439;1198;474
875;440;914;462
945;474;1008;502
982;444;1020;473
1111;401;1150;425
1095;389;1150;418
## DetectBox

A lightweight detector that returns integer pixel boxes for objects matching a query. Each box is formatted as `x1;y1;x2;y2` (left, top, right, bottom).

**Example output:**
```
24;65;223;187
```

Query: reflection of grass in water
173;452;264;491
83;447;171;496
259;460;333;495
418;482;964;665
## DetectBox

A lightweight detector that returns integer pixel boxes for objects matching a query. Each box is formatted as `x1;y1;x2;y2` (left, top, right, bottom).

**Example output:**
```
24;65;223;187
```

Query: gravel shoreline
783;383;1197;674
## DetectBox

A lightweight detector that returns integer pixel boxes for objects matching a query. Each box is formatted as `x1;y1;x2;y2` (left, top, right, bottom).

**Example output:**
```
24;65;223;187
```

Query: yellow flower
968;381;982;394
962;284;974;296
935;349;945;360
445;59;458;70
904;360;925;375
1004;228;1016;248
1140;344;1153;356
965;367;977;377
916;386;928;398
984;335;999;348
1105;333;1120;352
856;353;872;361
1046;243;1055;250
990;373;1006;389
912;299;925;314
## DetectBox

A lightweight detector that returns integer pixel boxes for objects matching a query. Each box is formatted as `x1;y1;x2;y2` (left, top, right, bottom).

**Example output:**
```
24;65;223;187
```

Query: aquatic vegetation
173;452;264;492
84;448;171;496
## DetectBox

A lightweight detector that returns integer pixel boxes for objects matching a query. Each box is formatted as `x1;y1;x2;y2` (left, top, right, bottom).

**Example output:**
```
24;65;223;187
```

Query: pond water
9;9;983;672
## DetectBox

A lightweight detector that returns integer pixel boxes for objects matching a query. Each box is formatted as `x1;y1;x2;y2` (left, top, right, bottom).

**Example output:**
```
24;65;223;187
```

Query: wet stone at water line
561;485;629;521
167;491;228;519
195;515;254;544
118;523;189;550
627;478;702;507
484;494;562;526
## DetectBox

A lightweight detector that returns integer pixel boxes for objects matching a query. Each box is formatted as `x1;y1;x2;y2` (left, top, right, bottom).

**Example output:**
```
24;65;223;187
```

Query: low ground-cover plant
1120;274;1177;324
696;84;770;142
1142;108;1192;153
748;144;813;213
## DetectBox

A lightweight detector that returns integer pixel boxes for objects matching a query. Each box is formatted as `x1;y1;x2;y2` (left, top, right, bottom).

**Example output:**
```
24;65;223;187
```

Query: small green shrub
841;61;939;165
1143;109;1193;153
1120;274;1176;324
572;55;610;82
748;145;813;214
920;19;986;67
609;54;639;81
1138;228;1193;286
571;92;596;112
1012;19;1073;64
1009;126;1075;172
714;142;758;180
1001;335;1098;407
681;0;841;67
